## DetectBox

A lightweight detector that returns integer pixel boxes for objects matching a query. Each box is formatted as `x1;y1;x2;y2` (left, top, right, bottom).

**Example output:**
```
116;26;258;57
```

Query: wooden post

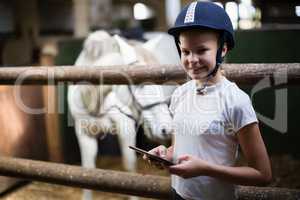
40;42;64;162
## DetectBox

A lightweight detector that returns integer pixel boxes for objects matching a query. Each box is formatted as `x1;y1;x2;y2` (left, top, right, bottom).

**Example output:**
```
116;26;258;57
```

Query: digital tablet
129;146;174;166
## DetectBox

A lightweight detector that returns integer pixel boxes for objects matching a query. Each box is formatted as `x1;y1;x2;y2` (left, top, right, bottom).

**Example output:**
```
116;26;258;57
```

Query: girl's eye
181;50;189;56
197;48;208;54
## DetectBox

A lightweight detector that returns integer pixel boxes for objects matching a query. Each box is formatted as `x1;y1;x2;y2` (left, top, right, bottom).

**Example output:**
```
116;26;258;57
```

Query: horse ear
142;33;180;65
113;35;137;65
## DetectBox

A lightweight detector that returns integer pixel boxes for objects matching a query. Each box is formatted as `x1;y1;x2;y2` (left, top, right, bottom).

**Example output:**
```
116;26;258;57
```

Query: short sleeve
231;95;258;133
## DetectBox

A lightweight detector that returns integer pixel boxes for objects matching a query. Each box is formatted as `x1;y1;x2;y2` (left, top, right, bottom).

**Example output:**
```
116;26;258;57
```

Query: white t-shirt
170;76;258;200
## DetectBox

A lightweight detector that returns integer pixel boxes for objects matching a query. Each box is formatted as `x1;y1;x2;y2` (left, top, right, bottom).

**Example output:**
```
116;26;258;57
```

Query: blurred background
0;0;300;198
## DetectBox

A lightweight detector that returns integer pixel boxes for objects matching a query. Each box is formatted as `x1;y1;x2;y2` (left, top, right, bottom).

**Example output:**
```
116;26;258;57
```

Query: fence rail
0;156;170;199
0;63;299;85
0;156;299;199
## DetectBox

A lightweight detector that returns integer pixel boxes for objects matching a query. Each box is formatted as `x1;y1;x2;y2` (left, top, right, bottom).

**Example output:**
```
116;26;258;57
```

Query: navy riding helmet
168;1;235;77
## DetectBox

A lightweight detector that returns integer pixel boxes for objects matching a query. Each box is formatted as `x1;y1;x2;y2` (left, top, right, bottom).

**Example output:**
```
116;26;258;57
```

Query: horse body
67;30;180;200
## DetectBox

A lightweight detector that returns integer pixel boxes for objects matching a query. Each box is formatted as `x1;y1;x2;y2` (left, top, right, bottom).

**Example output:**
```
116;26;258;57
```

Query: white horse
67;30;180;200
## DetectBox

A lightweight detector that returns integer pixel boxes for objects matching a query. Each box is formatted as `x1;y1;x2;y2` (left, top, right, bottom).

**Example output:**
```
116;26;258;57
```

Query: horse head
72;30;179;142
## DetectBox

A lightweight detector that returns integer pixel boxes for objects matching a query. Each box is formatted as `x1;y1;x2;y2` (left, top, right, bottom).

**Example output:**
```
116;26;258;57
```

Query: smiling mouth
192;67;206;74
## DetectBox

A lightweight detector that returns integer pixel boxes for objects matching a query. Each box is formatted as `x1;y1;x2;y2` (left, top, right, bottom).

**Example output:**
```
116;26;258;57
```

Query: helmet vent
184;2;197;23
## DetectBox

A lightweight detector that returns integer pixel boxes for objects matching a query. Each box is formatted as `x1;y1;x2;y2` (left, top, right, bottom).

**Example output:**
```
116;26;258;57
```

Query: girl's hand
169;154;211;178
143;145;172;169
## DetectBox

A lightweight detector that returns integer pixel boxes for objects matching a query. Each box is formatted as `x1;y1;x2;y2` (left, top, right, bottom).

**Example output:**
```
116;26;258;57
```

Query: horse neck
133;45;159;67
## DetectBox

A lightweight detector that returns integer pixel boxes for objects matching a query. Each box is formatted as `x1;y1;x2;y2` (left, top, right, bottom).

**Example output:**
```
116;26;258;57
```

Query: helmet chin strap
196;44;224;94
204;33;225;78
196;34;225;94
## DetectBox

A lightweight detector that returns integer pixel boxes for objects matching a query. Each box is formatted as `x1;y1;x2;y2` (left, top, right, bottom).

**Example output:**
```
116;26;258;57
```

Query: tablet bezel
129;145;174;166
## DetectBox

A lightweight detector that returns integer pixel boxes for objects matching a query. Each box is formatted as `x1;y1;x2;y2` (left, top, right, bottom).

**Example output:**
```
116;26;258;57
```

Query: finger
142;154;147;160
151;145;164;157
144;156;154;166
158;147;167;157
149;149;159;156
177;155;189;163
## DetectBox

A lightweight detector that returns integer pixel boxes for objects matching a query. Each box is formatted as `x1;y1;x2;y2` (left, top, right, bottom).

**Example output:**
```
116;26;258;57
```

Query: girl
145;1;272;200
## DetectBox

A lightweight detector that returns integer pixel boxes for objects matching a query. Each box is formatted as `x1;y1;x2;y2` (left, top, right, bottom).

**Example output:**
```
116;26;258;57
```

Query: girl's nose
188;53;198;63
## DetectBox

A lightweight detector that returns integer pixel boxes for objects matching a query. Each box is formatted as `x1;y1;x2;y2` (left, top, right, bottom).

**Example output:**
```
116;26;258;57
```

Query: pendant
196;87;207;95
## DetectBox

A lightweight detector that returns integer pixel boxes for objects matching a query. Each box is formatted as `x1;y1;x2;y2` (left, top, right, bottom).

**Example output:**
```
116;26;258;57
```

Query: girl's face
179;30;226;81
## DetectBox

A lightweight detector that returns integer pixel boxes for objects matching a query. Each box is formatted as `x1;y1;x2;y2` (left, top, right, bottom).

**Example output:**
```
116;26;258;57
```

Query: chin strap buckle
196;87;207;95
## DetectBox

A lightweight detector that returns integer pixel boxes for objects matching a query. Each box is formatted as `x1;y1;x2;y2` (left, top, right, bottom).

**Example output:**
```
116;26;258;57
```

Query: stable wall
227;29;300;157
